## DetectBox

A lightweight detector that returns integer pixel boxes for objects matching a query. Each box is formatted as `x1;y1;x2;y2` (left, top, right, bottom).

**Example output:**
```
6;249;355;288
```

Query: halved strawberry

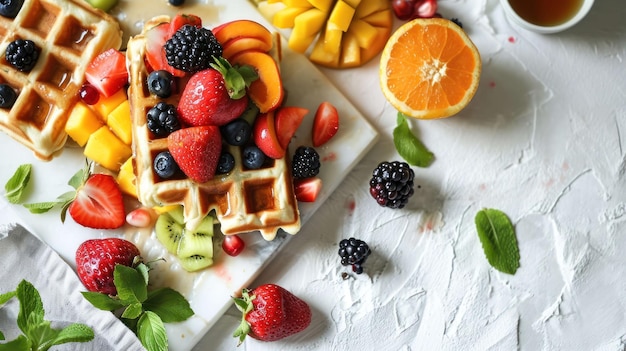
85;48;128;97
168;126;222;183
293;177;322;202
275;106;308;150
168;14;202;37
312;101;339;147
145;22;186;77
67;173;126;229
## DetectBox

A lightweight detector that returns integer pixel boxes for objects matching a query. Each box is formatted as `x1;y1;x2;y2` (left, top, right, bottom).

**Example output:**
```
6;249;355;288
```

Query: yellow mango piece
323;27;343;54
284;0;311;6
355;0;388;18
289;24;318;53
273;6;309;28
307;0;333;12
65;102;104;147
361;8;393;27
153;204;181;215
116;157;137;198
328;0;355;31
84;126;132;172
349;19;378;48
107;100;132;145
344;0;362;7
294;8;326;37
310;30;340;67
257;1;286;20
92;89;127;121
340;31;361;67
266;0;282;3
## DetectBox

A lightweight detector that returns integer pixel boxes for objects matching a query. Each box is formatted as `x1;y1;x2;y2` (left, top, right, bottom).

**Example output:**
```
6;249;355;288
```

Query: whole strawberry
233;284;311;344
168;125;222;183
177;57;257;127
75;238;141;295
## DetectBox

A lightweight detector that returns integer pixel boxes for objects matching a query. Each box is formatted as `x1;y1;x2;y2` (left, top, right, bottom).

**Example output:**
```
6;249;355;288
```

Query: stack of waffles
127;16;301;241
0;0;122;160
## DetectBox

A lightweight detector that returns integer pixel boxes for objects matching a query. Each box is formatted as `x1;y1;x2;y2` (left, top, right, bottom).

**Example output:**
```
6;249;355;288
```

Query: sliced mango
289;25;319;53
350;19;378;48
341;31;361;67
328;0;355;31
273;6;310;28
361;8;393;26
92;89;127;121
307;0;333;11
284;0;311;6
294;8;327;37
65;102;103;147
84;126;132;172
117;157;137;198
107;100;132;145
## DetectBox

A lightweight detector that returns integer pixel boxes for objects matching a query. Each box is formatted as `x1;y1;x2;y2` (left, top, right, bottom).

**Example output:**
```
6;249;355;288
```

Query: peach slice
213;20;274;48
253;110;285;159
222;37;273;61
230;51;284;113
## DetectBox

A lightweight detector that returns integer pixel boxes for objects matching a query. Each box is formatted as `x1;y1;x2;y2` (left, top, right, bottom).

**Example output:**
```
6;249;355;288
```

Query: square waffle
127;16;301;241
0;0;122;160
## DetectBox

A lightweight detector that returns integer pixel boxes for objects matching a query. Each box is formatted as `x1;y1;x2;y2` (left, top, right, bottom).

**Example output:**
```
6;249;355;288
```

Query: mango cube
289;24;318;53
65;102;104;147
354;0;387;18
273;6;309;28
84;126;132;172
284;0;311;6
307;0;334;11
294;8;327;37
350;19;378;48
361;8;393;26
92;89;127;121
328;1;355;31
341;31;361;67
116;157;137;198
107;100;132;145
324;27;343;54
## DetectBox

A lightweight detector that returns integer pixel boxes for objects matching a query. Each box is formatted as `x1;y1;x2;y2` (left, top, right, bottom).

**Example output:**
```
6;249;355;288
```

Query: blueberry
168;0;184;6
0;84;17;108
216;152;235;174
242;145;265;169
147;70;174;98
0;0;24;18
221;119;251;146
153;151;179;179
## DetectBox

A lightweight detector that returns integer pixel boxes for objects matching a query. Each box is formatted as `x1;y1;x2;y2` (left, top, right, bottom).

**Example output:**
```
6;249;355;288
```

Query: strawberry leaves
474;208;520;274
81;264;193;351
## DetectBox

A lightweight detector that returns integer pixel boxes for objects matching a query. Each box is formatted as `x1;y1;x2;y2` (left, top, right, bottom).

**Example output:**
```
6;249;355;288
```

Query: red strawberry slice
67;173;126;229
275;106;308;150
312;101;339;147
85;48;128;97
145;22;186;77
293;177;322;202
75;238;140;295
168;126;222;183
233;284;311;343
168;14;202;37
253;110;285;159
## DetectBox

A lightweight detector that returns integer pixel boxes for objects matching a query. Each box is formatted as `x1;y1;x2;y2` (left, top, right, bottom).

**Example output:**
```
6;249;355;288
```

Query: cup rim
499;0;595;34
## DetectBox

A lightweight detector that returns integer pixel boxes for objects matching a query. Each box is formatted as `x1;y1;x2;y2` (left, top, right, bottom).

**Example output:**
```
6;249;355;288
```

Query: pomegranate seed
391;0;416;20
222;235;245;257
79;84;100;105
126;208;154;228
413;0;438;19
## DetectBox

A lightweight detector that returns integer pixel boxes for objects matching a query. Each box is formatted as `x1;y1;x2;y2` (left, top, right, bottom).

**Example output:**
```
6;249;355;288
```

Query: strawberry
68;173;126;229
145;22;186;77
275;106;308;149
75;238;140;295
293;177;322;202
177;57;257;127
168;125;222;183
233;284;311;344
85;48;128;97
168;13;202;37
312;101;339;147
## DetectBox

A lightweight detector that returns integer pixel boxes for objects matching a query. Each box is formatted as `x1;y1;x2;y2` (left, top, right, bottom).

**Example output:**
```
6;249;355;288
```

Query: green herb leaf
137;311;168;351
68;163;89;190
143;288;194;323
474;208;520;274
24;320;57;351
393;113;434;167
51;323;94;346
0;291;15;306
80;292;125;311
4;164;31;204
122;302;144;320
114;265;148;305
136;263;150;286
22;202;59;214
16;280;44;334
0;335;30;350
0;330;4;341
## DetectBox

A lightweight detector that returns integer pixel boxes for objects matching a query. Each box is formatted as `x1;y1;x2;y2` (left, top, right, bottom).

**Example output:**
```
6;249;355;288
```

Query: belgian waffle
128;16;301;241
0;0;122;160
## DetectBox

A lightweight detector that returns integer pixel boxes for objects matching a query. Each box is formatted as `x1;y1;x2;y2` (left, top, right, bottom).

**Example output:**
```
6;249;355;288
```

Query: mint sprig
4;164;32;204
81;264;194;351
393;113;434;167
0;280;94;351
474;208;520;274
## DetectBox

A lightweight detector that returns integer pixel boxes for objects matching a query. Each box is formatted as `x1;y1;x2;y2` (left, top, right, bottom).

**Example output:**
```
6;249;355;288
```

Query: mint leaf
22;202;59;214
475;208;520;274
4;164;31;204
0;335;30;350
24;320;57;351
0;291;15;306
114;265;147;304
16;280;44;334
144;288;194;323
393;113;434;167
81;292;125;311
137;311;168;351
122;303;143;319
68;163;89;190
51;323;94;346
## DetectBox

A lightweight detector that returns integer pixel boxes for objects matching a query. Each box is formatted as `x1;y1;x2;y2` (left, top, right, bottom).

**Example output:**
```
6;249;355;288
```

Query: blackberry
292;146;320;179
6;39;39;72
369;161;415;209
0;84;17;108
146;102;181;137
0;0;24;18
450;18;463;28
165;25;222;73
338;238;371;274
153;151;179;179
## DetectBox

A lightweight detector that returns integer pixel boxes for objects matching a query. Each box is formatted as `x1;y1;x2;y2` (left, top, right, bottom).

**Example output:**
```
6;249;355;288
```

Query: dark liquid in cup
508;0;584;26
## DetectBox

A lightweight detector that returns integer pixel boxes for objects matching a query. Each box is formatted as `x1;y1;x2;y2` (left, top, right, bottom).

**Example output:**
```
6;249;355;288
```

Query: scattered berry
312;101;339;147
294;177;322;202
369;161;415;209
216;151;235;174
68;173;126;229
0;0;24;18
221;118;252;146
147;102;181;137
451;18;463;28
168;0;184;5
75;238;140;295
85;48;128;97
242;145;266;169
391;0;438;21
338;237;371;274
153;151;179;179
222;234;245;256
78;84;100;105
165;25;222;73
147;70;175;98
6;39;39;72
292;146;320;179
0;84;17;108
126;208;154;228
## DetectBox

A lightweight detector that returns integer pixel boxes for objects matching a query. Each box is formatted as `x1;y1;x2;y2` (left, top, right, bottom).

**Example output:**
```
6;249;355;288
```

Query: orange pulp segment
379;18;481;119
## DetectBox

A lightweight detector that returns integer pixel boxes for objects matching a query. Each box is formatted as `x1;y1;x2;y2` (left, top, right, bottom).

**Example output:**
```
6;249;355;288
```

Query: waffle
0;0;122;160
128;16;301;241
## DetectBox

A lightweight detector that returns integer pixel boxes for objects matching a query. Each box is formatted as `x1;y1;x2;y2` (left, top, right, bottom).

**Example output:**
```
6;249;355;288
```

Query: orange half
379;18;481;119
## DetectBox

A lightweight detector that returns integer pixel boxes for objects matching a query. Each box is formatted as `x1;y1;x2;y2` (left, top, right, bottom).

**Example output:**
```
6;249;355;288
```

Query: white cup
500;0;595;34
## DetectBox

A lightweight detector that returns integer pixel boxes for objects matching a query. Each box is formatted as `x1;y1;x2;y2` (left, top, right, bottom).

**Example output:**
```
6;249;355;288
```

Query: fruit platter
0;0;377;349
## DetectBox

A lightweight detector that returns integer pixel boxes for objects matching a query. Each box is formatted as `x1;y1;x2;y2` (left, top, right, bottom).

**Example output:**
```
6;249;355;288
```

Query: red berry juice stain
213;264;232;284
508;36;516;43
323;152;337;162
489;81;496;88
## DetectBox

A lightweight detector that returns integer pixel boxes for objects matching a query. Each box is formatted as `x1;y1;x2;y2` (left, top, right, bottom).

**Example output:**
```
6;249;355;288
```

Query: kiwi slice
155;206;185;254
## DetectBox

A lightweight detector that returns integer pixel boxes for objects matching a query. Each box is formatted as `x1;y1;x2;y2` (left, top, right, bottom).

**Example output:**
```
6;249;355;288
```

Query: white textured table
197;0;626;349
